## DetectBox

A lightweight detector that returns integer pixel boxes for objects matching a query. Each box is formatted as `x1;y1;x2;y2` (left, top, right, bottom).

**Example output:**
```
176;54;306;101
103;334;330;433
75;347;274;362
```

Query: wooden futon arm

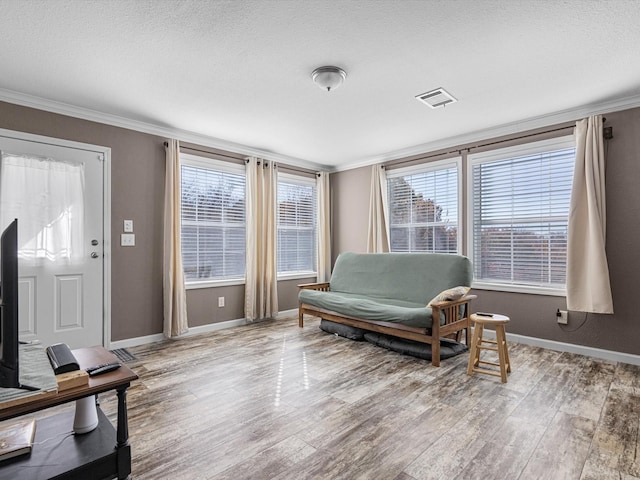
428;294;477;309
429;294;477;343
298;282;330;291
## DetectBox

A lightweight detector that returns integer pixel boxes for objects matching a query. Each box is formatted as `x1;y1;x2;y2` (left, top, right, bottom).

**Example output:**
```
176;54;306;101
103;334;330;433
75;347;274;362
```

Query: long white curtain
566;115;613;313
0;152;85;264
316;171;331;282
163;139;189;337
245;157;278;320
367;165;390;253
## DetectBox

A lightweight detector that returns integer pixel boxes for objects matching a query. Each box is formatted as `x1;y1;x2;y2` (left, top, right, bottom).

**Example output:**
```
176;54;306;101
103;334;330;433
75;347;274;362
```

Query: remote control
475;312;494;317
86;362;122;376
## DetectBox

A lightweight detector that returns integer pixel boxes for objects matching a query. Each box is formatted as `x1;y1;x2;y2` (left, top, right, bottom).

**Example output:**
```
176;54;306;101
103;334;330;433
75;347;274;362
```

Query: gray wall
331;165;371;263
0;101;309;341
187;278;314;328
331;106;640;356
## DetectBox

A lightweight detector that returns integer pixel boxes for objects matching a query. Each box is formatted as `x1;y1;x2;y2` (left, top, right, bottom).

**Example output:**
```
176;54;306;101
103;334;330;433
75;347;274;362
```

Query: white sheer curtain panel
367;164;390;253
245;157;278;321
163;139;189;337
316;171;331;282
566;115;614;313
0;152;84;264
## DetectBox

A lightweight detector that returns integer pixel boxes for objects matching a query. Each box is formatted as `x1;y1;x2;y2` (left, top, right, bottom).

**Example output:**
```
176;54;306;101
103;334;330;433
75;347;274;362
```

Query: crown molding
332;93;640;172
0;88;326;172
3;87;640;175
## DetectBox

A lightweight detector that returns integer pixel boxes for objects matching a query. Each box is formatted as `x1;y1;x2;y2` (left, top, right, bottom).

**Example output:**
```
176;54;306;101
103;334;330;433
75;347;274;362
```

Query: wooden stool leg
467;323;480;376
495;325;508;383
474;324;483;367
467;323;483;375
502;327;511;373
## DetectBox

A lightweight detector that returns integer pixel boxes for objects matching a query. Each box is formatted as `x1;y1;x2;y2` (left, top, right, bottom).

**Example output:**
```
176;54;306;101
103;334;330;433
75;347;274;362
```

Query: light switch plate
123;220;133;233
121;233;135;246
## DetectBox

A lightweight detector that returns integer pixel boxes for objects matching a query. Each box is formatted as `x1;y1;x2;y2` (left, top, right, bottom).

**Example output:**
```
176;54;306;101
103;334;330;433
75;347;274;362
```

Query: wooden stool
467;313;511;383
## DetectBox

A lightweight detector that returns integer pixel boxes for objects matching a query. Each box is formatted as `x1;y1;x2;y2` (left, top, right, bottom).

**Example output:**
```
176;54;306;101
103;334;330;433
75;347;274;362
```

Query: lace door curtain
0;152;84;264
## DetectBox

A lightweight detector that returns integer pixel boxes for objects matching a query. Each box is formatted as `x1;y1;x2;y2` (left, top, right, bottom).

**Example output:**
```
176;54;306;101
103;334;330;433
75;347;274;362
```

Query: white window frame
180;153;246;289
466;135;575;296
386;157;463;255
276;172;318;280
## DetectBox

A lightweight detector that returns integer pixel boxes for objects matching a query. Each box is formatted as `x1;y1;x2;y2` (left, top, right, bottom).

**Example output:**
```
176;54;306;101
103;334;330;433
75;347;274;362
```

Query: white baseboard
109;317;248;349
109;311;298;350
182;317;248;337
480;329;640;366
109;333;165;350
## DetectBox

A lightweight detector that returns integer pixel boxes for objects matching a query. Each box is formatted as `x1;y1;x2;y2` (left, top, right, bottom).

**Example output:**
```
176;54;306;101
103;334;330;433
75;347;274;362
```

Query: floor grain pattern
94;316;640;480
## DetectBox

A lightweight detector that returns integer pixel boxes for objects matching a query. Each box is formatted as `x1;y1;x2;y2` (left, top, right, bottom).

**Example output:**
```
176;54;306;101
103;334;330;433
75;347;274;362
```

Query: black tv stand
0;346;138;480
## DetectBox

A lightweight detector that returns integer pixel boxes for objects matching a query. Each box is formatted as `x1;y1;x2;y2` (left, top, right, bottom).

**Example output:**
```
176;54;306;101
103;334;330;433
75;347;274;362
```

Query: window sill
184;272;318;289
277;272;317;281
471;281;566;297
186;278;245;290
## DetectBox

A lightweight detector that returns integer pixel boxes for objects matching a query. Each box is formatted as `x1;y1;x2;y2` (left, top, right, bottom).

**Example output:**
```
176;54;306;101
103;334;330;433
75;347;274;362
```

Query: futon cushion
299;289;434;328
319;319;366;340
328;252;473;305
363;332;468;360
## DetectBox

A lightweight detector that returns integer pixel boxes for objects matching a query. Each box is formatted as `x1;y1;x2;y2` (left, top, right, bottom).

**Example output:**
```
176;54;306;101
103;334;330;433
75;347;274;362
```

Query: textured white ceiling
1;0;640;170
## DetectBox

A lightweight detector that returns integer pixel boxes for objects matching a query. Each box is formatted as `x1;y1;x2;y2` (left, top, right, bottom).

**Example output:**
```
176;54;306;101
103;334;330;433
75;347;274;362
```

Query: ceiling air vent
415;87;457;109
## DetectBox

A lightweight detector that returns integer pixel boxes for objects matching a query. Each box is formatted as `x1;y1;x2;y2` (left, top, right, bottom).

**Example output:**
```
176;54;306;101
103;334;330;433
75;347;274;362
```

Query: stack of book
0;419;36;462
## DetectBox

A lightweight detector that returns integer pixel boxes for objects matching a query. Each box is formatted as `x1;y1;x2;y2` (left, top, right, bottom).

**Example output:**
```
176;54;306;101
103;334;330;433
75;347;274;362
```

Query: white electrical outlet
121;233;135;246
218;297;225;308
124;220;134;233
557;310;568;324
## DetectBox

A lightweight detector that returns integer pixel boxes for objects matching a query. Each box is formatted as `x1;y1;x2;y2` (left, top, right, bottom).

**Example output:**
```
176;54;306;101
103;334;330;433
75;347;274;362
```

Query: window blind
277;178;317;274
180;163;246;282
471;145;575;289
387;162;459;254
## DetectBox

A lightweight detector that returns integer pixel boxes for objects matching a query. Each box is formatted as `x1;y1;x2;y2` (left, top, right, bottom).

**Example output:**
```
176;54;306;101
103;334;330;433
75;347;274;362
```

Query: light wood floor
97;316;639;480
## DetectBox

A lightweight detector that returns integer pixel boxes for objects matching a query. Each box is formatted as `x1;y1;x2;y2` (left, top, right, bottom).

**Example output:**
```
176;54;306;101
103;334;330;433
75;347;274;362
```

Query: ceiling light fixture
311;66;347;92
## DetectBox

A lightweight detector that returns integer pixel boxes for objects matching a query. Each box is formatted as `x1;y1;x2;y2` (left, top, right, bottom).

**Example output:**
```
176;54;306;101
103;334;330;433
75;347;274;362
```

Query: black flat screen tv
0;219;37;390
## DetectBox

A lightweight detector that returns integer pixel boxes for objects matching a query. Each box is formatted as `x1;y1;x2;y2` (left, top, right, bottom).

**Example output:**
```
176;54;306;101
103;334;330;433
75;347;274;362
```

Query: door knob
91;239;99;246
91;252;99;259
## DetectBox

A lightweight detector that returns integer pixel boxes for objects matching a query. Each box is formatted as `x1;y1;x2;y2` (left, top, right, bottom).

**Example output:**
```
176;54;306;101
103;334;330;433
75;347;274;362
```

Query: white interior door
0;134;105;349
